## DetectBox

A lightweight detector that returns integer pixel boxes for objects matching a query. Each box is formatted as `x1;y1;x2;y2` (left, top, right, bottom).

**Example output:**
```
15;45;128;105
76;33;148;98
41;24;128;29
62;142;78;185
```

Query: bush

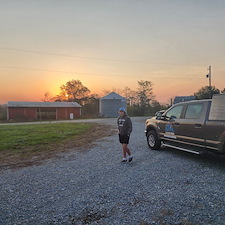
0;105;7;121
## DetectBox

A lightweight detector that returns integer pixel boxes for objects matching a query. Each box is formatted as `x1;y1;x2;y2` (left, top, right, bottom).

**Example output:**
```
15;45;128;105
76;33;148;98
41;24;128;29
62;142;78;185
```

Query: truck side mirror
160;115;166;120
170;115;177;121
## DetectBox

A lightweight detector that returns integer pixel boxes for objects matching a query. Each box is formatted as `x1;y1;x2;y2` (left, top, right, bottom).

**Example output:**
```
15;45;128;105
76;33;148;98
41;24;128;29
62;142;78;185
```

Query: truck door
178;102;205;148
158;104;184;143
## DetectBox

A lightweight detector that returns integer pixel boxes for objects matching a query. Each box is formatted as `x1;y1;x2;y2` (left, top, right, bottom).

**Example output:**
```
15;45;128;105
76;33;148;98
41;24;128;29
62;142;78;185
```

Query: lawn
0;123;92;152
0;122;114;168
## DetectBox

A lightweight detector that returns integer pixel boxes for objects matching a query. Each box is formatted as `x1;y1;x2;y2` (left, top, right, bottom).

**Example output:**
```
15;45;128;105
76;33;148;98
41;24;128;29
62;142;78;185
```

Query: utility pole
206;65;212;98
206;65;212;87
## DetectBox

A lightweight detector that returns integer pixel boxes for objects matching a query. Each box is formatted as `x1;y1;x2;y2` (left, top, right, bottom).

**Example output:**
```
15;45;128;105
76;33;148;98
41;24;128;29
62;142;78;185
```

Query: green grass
0;123;91;152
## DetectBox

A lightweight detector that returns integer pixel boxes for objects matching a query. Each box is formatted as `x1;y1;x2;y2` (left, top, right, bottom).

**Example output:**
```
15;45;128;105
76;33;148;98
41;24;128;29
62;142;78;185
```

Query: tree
127;80;156;116
41;92;53;102
122;87;137;106
81;94;100;118
194;86;220;99
52;80;100;117
221;88;225;93
137;80;155;107
0;104;7;121
151;100;161;112
57;80;90;104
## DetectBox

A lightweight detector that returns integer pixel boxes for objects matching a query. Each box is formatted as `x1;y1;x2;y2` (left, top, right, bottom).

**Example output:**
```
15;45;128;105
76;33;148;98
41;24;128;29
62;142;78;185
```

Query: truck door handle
195;124;201;128
174;122;179;126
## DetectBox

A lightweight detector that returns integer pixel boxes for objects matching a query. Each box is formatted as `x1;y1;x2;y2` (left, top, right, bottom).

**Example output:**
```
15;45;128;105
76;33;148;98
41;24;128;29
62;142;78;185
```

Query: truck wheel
147;131;161;150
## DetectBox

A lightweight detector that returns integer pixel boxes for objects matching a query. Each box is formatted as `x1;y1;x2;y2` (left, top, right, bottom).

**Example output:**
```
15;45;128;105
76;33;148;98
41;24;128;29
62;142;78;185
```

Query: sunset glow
1;1;225;104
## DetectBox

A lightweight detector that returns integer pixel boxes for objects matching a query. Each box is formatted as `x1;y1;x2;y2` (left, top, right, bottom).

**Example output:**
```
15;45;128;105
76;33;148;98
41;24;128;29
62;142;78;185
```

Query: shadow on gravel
161;147;225;171
64;208;109;225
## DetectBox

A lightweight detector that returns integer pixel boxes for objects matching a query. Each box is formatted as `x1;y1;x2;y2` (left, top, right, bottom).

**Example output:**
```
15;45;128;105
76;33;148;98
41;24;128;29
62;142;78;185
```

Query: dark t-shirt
117;115;132;135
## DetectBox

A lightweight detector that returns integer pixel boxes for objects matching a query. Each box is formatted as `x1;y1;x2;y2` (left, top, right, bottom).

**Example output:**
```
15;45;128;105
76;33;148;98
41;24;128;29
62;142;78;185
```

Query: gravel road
1;117;225;225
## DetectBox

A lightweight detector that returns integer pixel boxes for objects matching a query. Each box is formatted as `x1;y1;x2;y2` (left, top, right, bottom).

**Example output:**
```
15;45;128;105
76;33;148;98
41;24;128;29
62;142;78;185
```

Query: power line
0;47;151;63
0;65;203;79
0;47;191;65
0;65;121;77
0;65;159;78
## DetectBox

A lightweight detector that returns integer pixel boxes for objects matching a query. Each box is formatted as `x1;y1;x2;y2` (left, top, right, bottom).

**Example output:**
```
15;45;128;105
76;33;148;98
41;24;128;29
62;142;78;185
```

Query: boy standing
117;107;133;162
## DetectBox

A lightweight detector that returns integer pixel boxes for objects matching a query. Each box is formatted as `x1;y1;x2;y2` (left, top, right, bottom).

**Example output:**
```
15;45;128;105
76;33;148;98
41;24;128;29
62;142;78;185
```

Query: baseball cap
118;107;126;112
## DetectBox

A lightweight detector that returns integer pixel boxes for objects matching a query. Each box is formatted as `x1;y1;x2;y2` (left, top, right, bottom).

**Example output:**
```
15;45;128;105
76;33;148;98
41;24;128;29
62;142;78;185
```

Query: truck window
184;103;203;119
166;105;183;119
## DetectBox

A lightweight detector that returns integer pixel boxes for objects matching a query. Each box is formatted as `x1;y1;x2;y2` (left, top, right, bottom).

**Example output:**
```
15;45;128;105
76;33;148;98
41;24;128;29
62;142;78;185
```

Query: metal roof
101;92;125;100
7;101;81;108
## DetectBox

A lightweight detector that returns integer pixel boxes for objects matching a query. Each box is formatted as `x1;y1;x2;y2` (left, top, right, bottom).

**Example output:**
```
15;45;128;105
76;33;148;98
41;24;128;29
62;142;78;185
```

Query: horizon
1;1;225;104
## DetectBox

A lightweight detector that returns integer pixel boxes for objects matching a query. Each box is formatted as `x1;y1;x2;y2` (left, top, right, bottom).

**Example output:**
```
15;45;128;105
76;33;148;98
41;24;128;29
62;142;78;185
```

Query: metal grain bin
99;92;127;117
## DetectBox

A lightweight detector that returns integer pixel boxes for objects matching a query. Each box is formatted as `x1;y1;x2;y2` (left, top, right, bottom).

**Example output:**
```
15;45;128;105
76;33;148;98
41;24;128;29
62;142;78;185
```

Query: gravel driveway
1;117;225;225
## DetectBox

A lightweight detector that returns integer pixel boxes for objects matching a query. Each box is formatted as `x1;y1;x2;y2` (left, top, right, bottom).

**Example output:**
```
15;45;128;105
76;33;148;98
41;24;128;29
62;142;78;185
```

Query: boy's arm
127;117;132;135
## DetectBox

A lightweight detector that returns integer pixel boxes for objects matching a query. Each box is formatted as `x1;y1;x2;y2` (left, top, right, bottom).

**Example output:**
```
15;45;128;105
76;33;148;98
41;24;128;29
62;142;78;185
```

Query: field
0;122;113;168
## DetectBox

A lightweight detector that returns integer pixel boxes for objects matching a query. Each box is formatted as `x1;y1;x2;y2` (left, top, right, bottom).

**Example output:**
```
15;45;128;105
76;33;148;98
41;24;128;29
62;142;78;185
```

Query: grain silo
99;92;127;117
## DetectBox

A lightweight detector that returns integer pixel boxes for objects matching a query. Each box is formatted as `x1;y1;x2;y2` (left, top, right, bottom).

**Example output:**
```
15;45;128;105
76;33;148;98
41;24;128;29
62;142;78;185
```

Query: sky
1;0;225;104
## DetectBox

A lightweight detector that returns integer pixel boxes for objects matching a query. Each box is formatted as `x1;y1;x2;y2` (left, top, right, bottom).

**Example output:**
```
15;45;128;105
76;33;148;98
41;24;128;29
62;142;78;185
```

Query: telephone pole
206;65;212;87
206;65;212;98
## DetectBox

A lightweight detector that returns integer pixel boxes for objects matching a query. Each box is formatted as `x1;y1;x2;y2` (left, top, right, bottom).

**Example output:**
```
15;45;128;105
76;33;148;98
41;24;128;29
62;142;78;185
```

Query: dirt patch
0;123;116;170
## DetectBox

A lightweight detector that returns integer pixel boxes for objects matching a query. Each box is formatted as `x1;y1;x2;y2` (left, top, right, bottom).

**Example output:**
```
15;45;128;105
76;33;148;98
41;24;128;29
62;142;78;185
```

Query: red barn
7;101;81;121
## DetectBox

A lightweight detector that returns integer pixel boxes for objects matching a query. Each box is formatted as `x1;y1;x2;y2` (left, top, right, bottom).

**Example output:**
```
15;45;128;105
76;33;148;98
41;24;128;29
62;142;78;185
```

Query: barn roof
101;92;125;100
8;101;81;108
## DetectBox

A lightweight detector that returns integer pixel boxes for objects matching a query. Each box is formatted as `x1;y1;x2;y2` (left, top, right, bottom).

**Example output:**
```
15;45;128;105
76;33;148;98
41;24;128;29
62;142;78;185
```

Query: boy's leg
122;144;127;158
123;143;133;162
122;144;131;156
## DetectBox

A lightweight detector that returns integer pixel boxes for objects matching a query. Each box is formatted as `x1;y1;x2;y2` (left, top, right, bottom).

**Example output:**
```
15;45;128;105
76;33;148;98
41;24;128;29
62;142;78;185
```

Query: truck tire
147;130;161;150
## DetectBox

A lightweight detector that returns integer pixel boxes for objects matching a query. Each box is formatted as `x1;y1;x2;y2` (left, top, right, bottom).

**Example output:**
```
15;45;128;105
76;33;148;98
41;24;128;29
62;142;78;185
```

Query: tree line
42;79;225;118
41;79;166;117
0;80;224;121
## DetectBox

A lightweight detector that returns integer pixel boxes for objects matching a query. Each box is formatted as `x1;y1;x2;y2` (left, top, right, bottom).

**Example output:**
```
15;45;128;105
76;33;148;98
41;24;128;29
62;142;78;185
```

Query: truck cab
145;95;225;155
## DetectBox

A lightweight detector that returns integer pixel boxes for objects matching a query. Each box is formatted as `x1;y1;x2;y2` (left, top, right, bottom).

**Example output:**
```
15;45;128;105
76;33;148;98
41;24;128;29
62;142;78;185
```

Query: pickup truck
145;94;225;155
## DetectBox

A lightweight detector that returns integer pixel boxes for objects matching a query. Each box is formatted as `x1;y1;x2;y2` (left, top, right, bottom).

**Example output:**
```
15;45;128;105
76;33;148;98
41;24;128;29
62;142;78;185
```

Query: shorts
119;134;130;144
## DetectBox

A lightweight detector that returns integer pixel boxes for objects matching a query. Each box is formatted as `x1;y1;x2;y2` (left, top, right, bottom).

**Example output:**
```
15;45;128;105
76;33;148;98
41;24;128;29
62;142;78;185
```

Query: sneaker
128;156;133;162
121;159;127;162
